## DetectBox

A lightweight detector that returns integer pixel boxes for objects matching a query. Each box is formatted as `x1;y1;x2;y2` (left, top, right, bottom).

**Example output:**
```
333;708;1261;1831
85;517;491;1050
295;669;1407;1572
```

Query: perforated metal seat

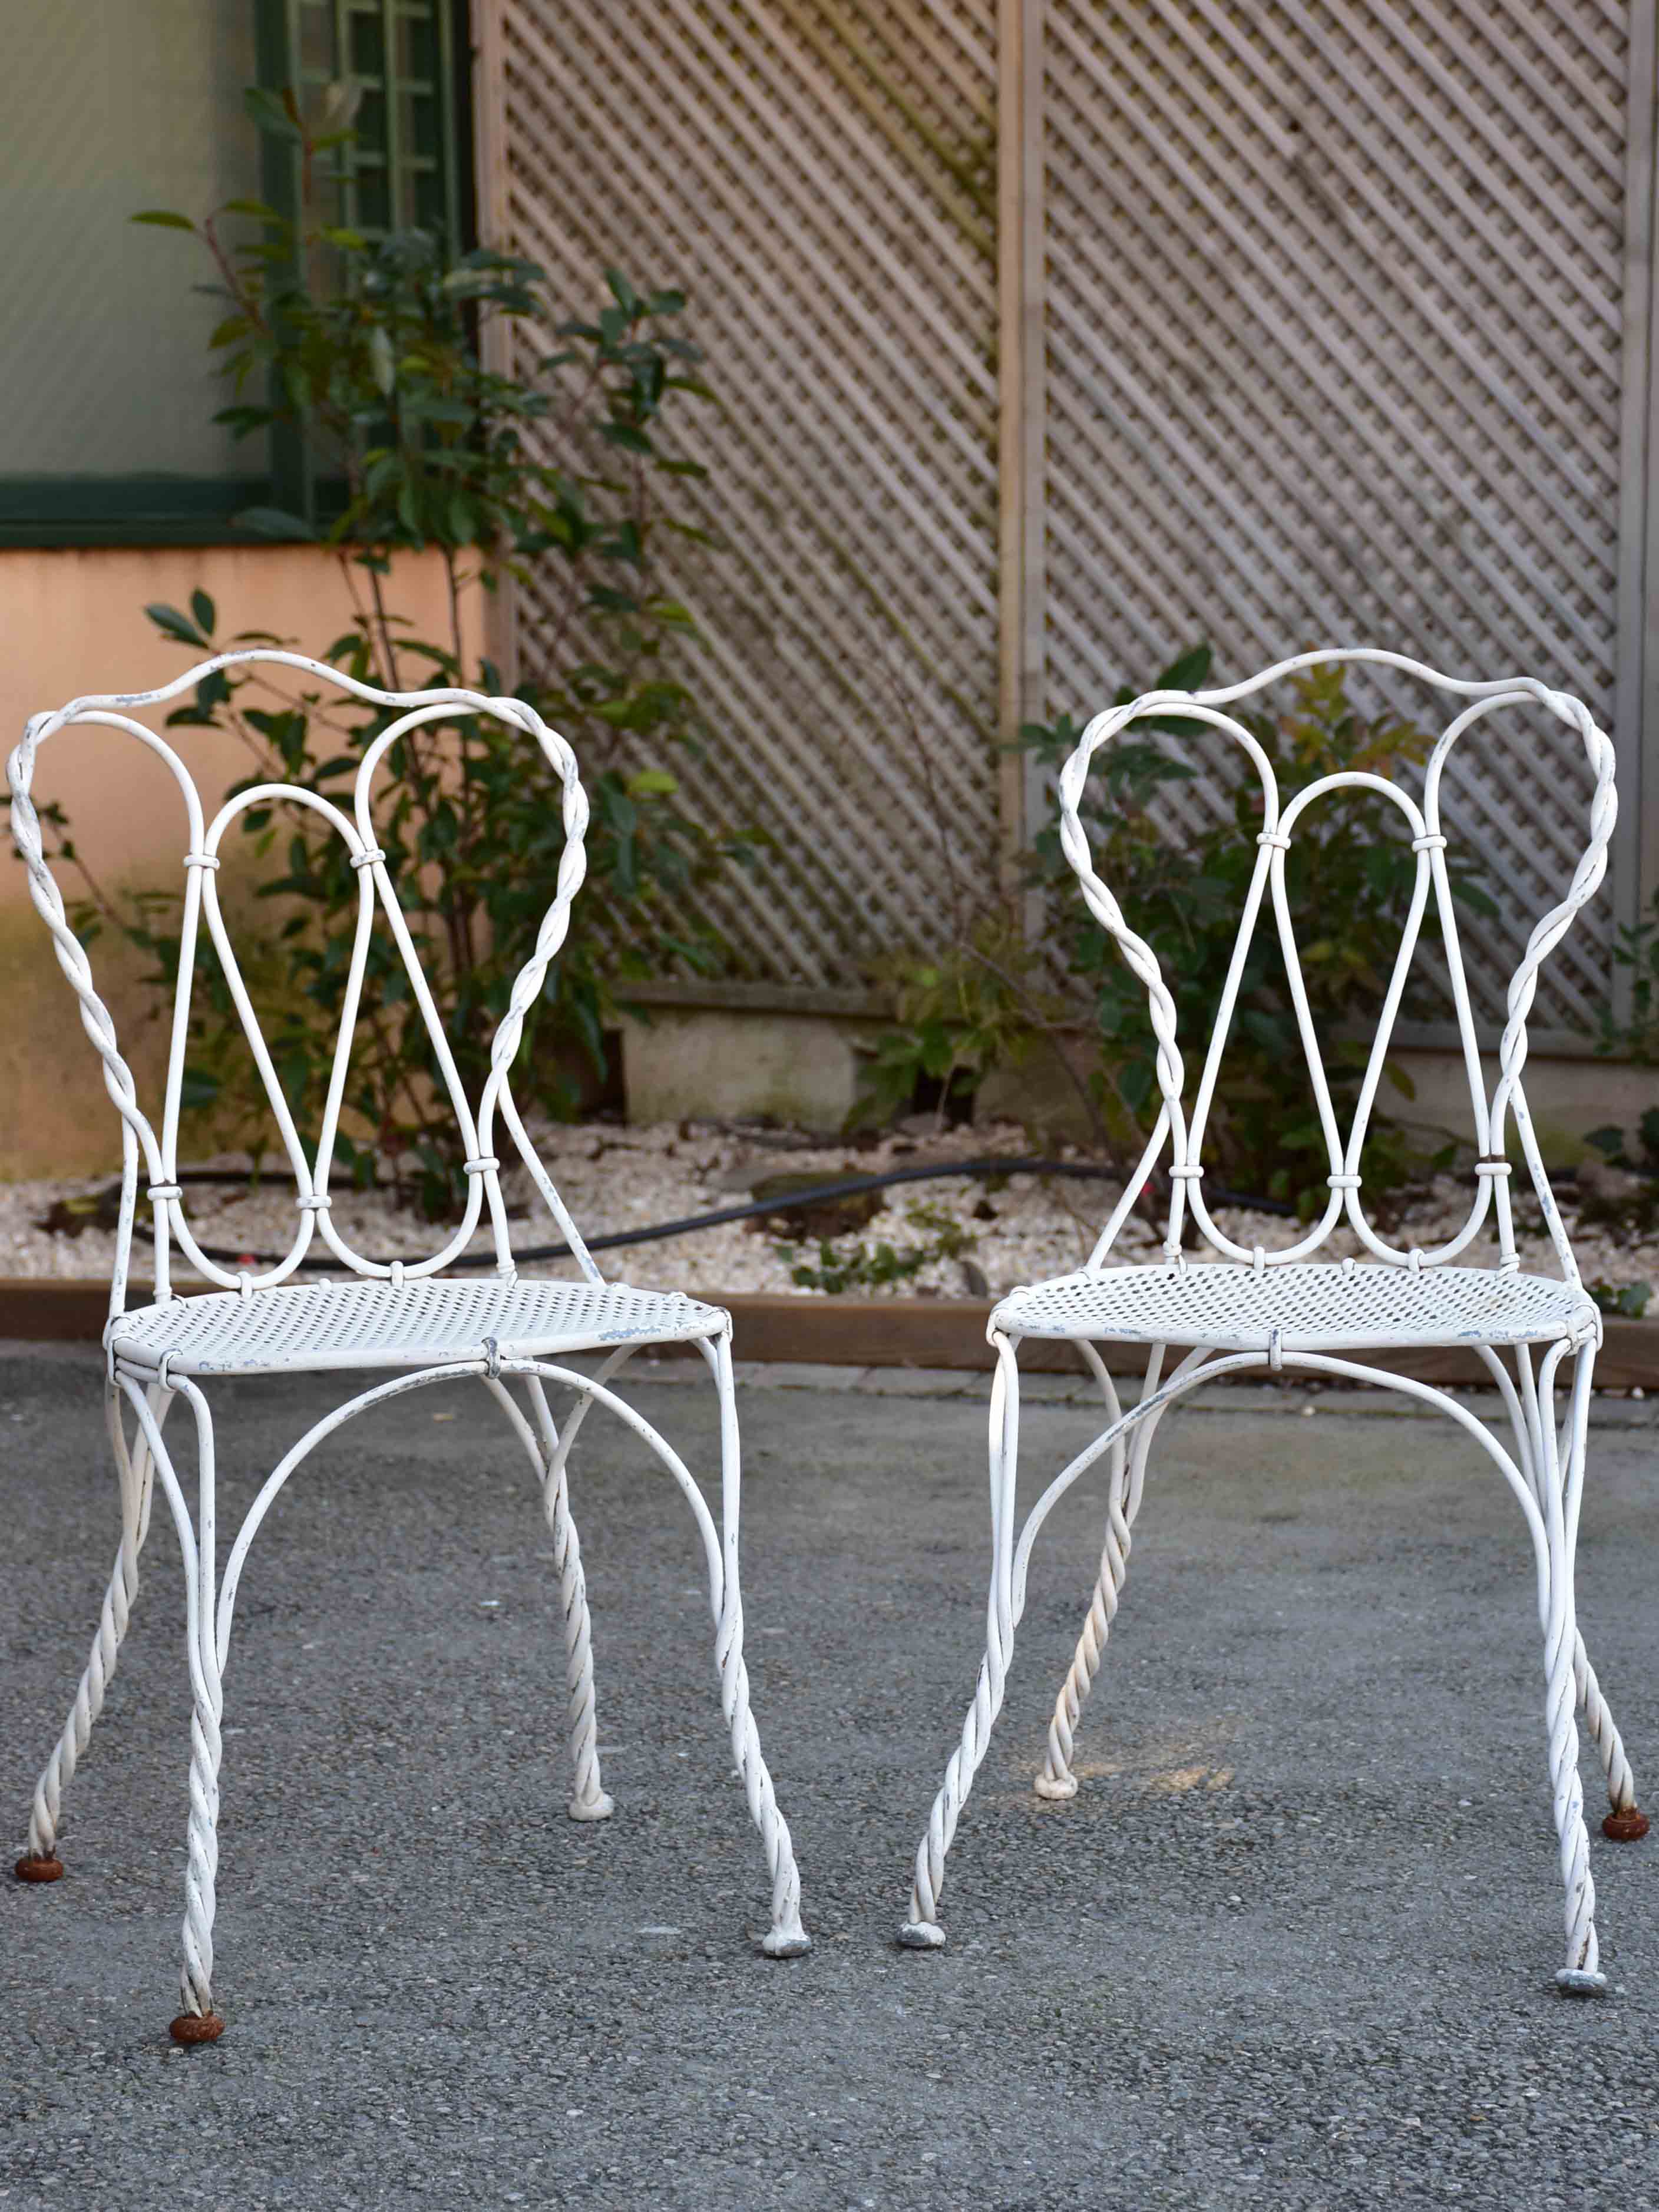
994;1261;1598;1353
107;1276;723;1380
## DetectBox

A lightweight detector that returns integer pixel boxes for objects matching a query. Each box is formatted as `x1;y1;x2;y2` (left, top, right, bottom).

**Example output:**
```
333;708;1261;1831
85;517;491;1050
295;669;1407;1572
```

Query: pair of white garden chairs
7;647;1645;2042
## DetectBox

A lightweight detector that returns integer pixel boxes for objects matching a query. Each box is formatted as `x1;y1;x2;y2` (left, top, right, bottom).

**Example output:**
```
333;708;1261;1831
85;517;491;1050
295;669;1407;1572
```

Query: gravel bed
2;1117;1655;1300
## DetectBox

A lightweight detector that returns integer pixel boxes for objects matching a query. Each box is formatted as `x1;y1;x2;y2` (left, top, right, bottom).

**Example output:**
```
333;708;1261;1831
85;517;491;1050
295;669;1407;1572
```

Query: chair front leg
1536;1344;1605;1994
900;1331;1022;1949
708;1334;809;1956
117;1373;228;2041
15;1381;170;1882
1495;1345;1647;1843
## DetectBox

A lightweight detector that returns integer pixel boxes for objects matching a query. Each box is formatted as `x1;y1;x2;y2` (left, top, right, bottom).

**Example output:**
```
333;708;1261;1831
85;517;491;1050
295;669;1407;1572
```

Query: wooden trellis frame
472;0;1659;1050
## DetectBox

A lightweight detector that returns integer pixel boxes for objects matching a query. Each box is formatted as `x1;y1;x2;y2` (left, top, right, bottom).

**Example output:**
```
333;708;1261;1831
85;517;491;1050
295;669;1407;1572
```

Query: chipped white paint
8;653;809;2035
900;650;1641;1993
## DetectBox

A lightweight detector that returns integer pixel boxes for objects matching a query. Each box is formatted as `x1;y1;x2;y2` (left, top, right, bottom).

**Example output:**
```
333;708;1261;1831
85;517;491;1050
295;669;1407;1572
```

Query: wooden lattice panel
495;0;1002;986
1042;0;1632;1031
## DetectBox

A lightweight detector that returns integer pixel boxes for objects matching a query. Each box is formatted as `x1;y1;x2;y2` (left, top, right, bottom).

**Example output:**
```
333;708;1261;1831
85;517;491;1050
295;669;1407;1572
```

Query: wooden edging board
1;1279;1657;1389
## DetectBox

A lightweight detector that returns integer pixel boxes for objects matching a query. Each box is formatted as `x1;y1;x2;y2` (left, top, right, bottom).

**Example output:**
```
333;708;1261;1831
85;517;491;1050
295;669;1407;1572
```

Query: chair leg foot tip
168;2011;226;2044
1034;1771;1078;1801
1554;1968;1610;1998
898;1920;946;1950
14;1853;64;1884
567;1793;614;1823
761;1925;811;1959
1604;1806;1650;1841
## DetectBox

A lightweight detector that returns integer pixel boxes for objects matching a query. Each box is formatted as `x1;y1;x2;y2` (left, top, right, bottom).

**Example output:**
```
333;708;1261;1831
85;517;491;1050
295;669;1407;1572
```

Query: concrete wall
0;545;480;1179
622;996;1659;1163
978;1033;1659;1170
620;1005;884;1131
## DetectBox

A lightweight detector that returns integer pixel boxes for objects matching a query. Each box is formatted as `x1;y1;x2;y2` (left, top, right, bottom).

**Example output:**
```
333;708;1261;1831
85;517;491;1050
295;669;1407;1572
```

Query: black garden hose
174;1155;1296;1274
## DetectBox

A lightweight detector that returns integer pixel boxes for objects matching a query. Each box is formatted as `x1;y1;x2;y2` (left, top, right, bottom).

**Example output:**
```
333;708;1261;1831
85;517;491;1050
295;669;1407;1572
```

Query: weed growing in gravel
775;1201;977;1295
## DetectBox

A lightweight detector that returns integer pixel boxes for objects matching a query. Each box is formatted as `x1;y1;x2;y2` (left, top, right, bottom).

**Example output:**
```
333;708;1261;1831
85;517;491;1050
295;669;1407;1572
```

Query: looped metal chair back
1055;648;1617;1281
7;649;602;1307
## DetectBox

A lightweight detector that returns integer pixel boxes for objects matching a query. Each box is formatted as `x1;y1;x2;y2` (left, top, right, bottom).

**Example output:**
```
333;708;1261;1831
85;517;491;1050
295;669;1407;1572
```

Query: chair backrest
8;650;603;1314
1057;649;1617;1284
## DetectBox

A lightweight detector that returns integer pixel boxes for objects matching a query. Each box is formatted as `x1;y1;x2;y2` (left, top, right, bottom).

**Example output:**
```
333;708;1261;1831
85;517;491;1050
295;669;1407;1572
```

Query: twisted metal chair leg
111;1375;227;2040
547;1457;610;1821
1574;1635;1648;1840
1037;1344;1209;1801
900;1334;1022;1948
173;1646;225;2041
709;1336;808;1956
1038;1464;1131;1803
1485;1340;1646;1846
15;1384;166;1882
519;1373;614;1821
1536;1347;1604;1994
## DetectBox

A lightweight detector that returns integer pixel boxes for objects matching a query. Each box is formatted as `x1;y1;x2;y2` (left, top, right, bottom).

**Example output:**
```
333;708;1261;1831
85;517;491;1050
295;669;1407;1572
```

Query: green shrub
861;652;1495;1214
37;85;746;1213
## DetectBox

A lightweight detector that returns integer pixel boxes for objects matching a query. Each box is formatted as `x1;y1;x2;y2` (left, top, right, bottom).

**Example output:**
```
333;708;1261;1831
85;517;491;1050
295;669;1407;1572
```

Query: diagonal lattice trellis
494;0;1003;987
488;0;1639;1031
1042;0;1632;1033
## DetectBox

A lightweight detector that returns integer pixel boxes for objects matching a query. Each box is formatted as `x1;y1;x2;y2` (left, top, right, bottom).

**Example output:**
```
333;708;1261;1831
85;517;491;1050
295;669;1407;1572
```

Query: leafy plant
850;918;1057;1131
38;83;745;1212
1583;1112;1659;1175
776;1201;977;1294
1588;1278;1652;1319
1595;894;1659;1067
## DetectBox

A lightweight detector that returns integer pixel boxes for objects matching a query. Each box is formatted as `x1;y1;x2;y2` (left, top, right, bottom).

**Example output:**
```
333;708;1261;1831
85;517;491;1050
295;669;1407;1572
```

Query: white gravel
2;1117;1655;1300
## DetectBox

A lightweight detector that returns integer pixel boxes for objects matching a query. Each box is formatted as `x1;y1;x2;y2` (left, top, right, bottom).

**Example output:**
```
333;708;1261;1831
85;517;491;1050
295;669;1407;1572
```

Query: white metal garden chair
6;652;809;2044
898;649;1647;1994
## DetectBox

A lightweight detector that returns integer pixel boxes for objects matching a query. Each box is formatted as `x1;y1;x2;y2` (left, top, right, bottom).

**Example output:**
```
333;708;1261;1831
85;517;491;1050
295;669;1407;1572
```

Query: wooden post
471;0;520;689
1614;2;1659;1021
998;0;1046;910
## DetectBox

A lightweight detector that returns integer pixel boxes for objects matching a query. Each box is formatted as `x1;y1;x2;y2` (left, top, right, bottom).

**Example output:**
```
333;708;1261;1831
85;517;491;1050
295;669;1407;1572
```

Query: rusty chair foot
1603;1805;1650;1842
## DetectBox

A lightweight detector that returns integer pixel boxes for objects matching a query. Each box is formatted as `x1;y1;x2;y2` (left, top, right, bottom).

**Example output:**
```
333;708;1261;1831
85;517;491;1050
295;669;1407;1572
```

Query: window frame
0;0;474;551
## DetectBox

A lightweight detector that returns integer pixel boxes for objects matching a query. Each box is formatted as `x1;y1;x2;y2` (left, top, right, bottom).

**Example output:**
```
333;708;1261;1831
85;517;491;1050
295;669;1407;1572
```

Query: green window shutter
282;0;466;247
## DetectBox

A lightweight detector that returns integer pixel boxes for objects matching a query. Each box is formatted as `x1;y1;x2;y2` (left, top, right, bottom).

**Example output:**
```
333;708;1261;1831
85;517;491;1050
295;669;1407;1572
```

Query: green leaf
131;209;197;232
190;589;217;639
243;86;304;141
1158;643;1212;693
1118;1059;1154;1113
145;601;209;647
643;599;696;629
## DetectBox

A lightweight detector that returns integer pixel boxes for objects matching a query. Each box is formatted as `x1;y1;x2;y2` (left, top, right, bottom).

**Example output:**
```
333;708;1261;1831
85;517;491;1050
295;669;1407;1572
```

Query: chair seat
993;1261;1598;1353
108;1275;725;1379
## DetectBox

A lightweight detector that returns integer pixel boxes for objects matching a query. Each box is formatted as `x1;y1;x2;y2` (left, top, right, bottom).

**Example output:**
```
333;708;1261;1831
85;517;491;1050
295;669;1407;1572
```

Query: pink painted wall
0;544;483;1178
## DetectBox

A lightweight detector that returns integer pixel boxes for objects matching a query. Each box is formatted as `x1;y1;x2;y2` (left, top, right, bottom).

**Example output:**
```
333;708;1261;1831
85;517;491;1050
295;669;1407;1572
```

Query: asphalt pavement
2;1345;1657;2210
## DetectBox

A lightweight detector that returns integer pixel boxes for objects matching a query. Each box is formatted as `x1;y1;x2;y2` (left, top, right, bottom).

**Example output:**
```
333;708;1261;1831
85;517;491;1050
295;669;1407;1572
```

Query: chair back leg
15;1383;168;1879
